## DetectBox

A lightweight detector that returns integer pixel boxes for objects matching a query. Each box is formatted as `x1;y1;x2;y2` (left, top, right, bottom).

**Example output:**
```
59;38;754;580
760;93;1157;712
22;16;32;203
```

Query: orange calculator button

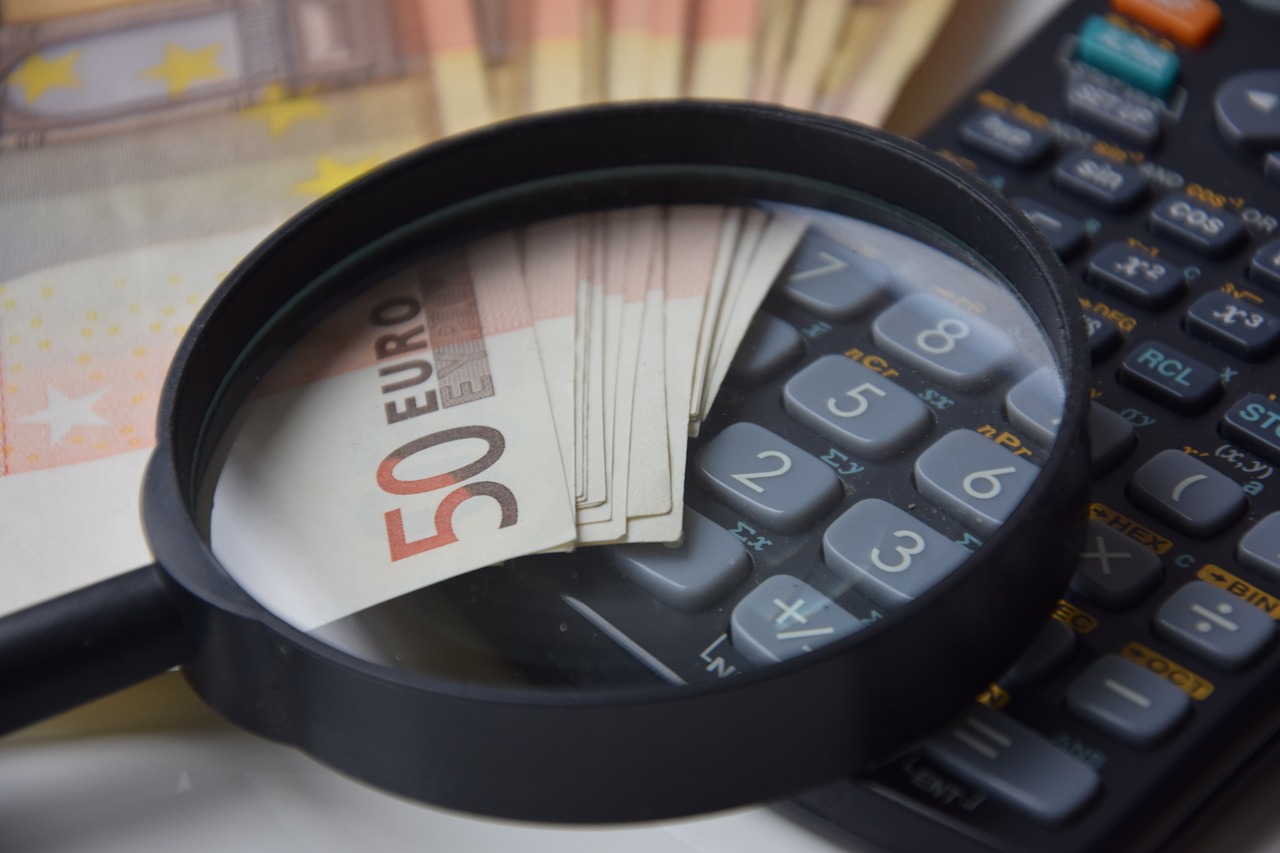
1111;0;1222;48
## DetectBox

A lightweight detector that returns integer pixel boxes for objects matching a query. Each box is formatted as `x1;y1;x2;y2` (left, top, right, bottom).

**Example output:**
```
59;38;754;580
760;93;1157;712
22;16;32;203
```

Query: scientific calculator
785;0;1280;850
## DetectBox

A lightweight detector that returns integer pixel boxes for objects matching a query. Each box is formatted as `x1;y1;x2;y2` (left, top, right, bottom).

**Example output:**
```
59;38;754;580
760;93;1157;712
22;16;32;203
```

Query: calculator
784;1;1280;850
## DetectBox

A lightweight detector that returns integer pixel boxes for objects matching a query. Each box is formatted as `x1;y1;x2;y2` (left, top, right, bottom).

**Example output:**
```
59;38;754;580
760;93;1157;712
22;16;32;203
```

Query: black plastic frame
131;102;1089;822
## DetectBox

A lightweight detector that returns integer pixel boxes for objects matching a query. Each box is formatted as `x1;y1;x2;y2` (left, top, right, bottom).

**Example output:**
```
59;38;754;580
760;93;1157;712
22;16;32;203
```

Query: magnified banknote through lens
204;194;1068;691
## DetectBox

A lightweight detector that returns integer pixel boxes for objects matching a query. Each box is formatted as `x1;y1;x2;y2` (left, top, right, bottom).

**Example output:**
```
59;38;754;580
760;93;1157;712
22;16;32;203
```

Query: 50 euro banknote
210;233;577;631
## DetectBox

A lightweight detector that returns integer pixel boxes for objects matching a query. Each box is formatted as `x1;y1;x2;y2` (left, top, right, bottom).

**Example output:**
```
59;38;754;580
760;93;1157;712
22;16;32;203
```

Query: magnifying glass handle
0;564;190;735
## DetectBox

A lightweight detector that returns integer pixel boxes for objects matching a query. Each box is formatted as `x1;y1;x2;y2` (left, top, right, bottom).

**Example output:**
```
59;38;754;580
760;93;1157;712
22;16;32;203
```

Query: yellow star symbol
8;49;83;105
293;154;383;197
240;83;329;137
139;42;227;97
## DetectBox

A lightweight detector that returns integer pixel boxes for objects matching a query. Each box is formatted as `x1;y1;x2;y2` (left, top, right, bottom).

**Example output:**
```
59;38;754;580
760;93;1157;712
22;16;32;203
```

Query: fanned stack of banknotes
0;0;953;619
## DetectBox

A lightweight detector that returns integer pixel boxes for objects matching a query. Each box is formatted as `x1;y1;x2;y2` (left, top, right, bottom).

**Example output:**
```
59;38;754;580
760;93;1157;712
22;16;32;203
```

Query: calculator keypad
494;205;1068;698
791;1;1280;848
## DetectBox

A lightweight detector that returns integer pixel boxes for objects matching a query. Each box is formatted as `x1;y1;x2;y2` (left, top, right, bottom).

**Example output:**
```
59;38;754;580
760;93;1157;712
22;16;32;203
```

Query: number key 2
694;421;842;534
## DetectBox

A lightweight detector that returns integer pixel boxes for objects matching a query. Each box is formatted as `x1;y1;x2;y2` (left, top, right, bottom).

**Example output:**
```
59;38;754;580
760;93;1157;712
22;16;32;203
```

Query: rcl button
1118;342;1223;414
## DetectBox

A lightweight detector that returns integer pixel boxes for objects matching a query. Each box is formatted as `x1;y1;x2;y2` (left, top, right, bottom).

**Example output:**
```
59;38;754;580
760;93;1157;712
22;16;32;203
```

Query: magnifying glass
0;102;1088;823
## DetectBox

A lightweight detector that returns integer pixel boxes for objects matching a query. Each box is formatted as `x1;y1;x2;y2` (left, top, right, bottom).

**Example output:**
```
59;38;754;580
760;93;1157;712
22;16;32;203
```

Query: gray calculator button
778;232;891;319
1083;310;1124;360
958;109;1055;167
610;509;751;612
1222;393;1280;465
695;422;842;534
1065;73;1162;148
1184;291;1280;360
1005;367;1065;446
1251;237;1280;292
1053;151;1150;211
1214;70;1280;151
1013;197;1088;258
730;574;863;665
872;293;1014;390
923;704;1100;825
1086;241;1185;308
1071;520;1164;609
728;314;804;383
1088;402;1137;475
822;499;967;610
1149;193;1247;258
1066;656;1190;747
1118;341;1222;414
914;430;1040;536
1239;512;1280;580
1153;581;1275;670
1129;449;1247;538
783;355;933;461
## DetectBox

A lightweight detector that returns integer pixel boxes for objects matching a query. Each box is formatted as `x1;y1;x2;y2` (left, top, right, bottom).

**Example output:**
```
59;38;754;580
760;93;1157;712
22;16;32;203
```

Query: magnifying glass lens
130;105;1089;820
203;195;1066;692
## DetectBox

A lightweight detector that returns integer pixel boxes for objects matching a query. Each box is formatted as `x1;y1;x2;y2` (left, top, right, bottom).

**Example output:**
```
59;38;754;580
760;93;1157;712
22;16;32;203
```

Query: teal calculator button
1078;15;1179;98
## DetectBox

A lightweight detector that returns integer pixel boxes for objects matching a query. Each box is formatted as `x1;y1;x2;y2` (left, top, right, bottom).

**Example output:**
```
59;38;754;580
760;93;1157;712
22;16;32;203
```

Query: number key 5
784;354;933;460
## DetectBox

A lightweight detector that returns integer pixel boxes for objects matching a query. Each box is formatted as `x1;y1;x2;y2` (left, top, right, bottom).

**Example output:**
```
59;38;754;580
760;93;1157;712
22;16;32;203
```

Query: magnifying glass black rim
141;101;1090;822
